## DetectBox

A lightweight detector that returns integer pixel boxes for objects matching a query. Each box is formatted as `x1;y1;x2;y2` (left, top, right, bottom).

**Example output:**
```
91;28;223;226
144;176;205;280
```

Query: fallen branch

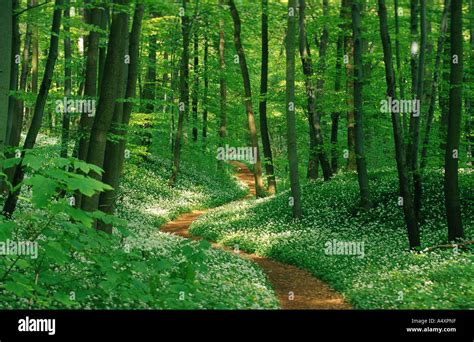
421;240;474;253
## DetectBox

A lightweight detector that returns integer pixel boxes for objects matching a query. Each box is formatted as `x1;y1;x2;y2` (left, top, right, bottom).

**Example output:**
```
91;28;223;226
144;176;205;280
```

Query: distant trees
3;0;64;218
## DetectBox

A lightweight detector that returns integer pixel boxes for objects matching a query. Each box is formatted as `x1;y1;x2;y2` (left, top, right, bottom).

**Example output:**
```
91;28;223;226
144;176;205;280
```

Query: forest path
160;161;351;309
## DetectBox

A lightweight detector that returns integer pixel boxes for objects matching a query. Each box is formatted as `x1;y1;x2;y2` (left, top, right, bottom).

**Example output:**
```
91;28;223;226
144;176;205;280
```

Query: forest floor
161;161;351;309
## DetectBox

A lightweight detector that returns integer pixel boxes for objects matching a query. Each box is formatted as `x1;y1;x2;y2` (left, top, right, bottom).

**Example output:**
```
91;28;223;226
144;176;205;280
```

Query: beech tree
286;0;302;218
444;0;464;241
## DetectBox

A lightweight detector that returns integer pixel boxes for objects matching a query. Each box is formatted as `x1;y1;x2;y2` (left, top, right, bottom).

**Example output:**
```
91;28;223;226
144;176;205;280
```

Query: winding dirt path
160;161;351;309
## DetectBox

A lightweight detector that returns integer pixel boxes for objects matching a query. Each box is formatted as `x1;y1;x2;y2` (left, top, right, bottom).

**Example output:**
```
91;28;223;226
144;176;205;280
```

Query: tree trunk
3;0;64;218
81;0;130;214
394;0;407;133
444;0;464;241
0;0;13;156
202;29;209;140
10;2;32;150
377;0;420;248
61;0;72;158
259;0;276;194
344;0;356;171
228;0;266;197
77;1;102;164
170;0;191;186
98;6;109;94
98;3;144;233
410;0;418;96
407;0;426;219
351;0;371;209
331;0;345;174
218;0;227;170
286;0;302;218
192;28;199;142
141;32;157;113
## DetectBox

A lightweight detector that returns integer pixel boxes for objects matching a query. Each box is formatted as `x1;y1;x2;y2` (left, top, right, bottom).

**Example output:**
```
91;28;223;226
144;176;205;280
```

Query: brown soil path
160;161;351;309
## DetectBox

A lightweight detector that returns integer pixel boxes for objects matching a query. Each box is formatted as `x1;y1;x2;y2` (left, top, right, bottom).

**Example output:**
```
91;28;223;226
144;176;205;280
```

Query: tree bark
444;0;464;241
170;0;191;186
0;0;13;156
286;0;302;218
192;26;199;142
259;0;276;193
218;0;227;170
81;0;130;214
202;29;209;140
344;0;356;171
331;0;345;174
377;0;420;248
351;0;371;209
407;0;426;219
61;0;72;158
228;0;266;197
98;3;144;233
77;1;102;164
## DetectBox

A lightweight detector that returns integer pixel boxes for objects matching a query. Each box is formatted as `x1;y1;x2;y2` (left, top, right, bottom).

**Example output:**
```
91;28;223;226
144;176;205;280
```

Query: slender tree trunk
81;0;130;213
344;0;356;171
192;28;199;141
170;0;191;186
439;36;450;151
351;0;371;209
0;0;13;156
202;29;209;141
6;0;20;154
466;0;473;168
228;0;266;197
3;0;64;218
286;0;302;218
77;1;102;164
394;0;407;133
10;3;32;150
141;32;157;113
218;0;227;170
98;6;109;94
420;0;449;171
378;0;420;248
407;0;426;219
444;0;464;241
259;0;276;193
61;0;72;158
410;0;418;95
331;0;345;174
299;0;331;181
